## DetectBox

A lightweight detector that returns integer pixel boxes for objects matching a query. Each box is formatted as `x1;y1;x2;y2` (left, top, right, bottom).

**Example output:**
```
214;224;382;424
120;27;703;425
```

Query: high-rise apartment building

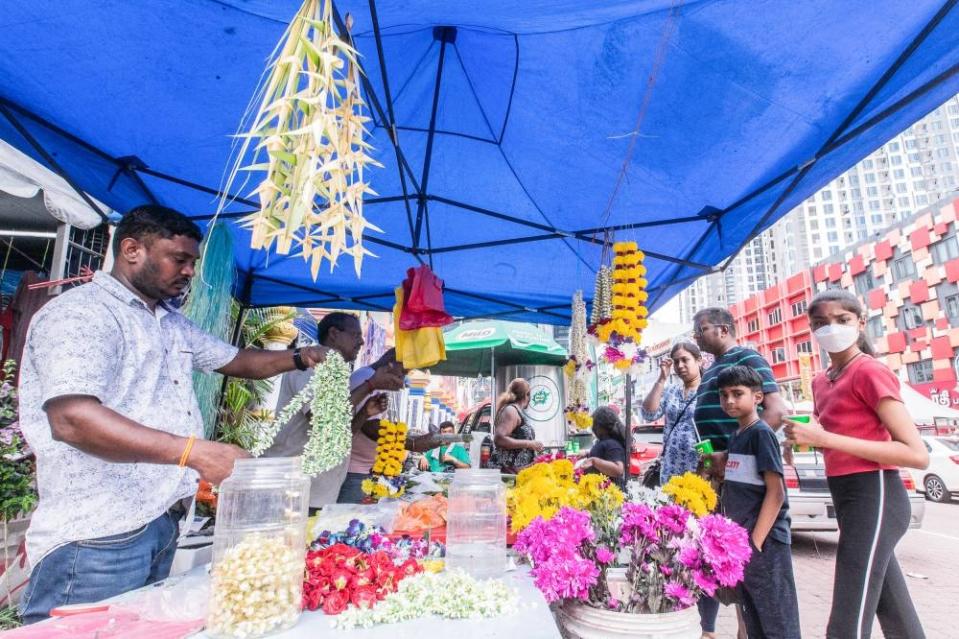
679;93;959;324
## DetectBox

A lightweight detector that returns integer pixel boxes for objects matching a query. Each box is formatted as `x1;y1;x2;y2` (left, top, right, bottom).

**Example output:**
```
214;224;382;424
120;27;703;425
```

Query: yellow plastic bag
394;286;446;369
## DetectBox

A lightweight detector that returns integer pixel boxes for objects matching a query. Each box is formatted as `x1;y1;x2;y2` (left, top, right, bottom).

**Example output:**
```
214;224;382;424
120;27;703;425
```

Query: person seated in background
338;350;444;503
579;406;628;485
419;421;471;472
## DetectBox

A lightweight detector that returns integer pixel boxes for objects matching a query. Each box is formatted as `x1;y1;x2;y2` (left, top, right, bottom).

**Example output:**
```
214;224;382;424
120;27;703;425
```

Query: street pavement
715;499;956;638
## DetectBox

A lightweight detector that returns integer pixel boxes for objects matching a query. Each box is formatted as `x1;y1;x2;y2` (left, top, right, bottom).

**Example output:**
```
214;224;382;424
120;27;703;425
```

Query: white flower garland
333;570;519;629
250;350;352;476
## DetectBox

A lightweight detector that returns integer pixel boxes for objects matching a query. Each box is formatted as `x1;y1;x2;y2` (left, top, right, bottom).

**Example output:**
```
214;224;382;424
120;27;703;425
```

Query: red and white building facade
727;196;959;408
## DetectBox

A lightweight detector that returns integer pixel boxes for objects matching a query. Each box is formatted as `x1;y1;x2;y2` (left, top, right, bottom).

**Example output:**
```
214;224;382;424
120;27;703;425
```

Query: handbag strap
663;391;696;449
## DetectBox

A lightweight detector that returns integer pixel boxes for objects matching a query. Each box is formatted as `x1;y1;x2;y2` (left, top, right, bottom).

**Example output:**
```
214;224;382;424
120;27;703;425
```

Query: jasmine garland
250;350;353;475
332;570;519;629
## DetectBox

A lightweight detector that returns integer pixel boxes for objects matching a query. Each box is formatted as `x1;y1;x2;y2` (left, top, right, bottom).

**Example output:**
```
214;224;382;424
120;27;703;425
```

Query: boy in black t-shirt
717;366;801;639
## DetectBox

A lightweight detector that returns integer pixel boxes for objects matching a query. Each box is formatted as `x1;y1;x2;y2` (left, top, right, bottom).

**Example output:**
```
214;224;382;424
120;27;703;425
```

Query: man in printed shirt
691;307;789;638
692;307;787;453
17;205;333;623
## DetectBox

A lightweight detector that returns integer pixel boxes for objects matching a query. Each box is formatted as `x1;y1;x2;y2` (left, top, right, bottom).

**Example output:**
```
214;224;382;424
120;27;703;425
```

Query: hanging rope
599;1;684;234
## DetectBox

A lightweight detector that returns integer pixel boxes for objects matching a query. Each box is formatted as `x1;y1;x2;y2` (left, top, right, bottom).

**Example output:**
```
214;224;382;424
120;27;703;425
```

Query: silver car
787;451;925;531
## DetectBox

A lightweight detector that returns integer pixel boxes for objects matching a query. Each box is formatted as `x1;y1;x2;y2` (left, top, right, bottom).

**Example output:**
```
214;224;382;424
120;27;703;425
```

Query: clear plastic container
445;469;507;579
207;457;310;639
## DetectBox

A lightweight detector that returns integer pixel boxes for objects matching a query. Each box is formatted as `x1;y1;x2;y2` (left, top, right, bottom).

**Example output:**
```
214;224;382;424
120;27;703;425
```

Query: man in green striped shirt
692;308;787;452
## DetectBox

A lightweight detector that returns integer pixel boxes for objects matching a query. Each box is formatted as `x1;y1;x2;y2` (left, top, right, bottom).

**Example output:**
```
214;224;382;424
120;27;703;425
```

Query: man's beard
129;259;172;301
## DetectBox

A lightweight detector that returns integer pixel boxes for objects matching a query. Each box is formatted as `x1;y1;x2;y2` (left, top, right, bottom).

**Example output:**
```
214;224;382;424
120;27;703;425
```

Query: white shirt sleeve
179;315;240;372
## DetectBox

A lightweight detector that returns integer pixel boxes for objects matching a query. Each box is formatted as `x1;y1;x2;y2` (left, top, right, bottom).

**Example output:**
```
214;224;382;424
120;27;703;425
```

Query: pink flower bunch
514;507;600;604
595;546;615;564
620;502;658;544
656;504;691;535
620;504;751;613
696;513;752;588
664;581;696;607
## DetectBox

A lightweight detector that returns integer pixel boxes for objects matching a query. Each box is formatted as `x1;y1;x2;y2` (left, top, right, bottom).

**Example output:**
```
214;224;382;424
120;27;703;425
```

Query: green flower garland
251;350;352;476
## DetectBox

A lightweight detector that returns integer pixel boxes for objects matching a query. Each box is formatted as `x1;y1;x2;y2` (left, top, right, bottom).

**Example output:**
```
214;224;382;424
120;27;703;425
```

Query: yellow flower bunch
564;406;593;430
508;460;577;532
662;472;718;517
361;476;404;500
371;419;407;476
507;460;624;532
363;420;408;500
575;473;625;511
610;241;649;343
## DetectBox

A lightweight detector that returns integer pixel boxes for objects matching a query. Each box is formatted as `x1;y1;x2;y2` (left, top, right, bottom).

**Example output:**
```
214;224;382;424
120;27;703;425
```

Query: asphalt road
715;499;956;638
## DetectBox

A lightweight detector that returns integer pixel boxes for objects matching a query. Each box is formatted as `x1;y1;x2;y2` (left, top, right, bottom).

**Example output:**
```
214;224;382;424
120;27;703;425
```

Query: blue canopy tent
1;1;959;323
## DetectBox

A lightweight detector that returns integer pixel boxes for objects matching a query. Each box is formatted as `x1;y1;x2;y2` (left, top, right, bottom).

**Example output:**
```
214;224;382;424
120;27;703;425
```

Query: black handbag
641;394;695;488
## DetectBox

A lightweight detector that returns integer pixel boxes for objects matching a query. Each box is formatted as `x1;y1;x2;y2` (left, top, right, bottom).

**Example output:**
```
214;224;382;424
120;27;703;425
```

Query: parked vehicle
787;450;924;531
915;436;959;503
628;427;663;477
624;430;925;531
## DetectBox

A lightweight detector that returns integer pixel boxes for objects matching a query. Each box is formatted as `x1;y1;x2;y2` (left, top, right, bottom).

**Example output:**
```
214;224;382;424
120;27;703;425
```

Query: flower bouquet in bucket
513;470;751;639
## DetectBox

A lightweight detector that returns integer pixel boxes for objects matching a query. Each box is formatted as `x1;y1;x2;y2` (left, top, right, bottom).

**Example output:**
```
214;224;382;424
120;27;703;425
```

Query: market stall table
30;563;562;639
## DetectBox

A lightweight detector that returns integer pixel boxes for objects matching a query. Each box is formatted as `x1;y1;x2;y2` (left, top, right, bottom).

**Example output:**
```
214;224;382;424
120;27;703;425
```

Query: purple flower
595;546;615;564
664;581;696;608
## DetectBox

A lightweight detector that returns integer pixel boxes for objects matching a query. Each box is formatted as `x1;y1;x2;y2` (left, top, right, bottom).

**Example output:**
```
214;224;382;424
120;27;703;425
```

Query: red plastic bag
399;266;453;329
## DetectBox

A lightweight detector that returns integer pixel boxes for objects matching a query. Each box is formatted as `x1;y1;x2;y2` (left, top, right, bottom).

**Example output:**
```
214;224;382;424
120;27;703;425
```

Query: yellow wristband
178;435;196;468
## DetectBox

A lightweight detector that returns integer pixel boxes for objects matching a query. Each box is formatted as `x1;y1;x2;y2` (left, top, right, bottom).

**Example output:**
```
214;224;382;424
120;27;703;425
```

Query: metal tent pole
490;346;496;420
623;372;633;483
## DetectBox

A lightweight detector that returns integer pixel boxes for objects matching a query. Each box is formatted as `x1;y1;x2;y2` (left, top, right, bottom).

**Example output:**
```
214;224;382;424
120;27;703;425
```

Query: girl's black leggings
826;470;924;639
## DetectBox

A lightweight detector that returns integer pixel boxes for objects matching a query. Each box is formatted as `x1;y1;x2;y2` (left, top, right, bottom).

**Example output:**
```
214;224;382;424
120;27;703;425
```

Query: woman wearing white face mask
784;289;928;639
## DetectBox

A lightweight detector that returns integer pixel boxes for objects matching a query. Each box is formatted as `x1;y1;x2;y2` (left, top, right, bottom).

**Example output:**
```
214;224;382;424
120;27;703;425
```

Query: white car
916;436;959;503
787;451;924;531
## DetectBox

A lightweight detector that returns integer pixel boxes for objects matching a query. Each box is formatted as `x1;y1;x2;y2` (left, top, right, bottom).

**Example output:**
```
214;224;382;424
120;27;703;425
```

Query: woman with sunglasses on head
785;289;928;639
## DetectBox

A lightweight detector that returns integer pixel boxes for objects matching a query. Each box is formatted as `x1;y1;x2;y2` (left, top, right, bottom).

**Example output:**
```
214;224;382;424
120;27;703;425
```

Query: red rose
303;587;323;611
315;576;333;595
350;585;379;610
353;567;374;587
322;590;350;616
331;568;353;591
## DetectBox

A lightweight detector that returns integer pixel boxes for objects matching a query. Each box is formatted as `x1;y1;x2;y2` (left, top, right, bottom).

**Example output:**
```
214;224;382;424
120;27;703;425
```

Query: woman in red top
785;289;928;639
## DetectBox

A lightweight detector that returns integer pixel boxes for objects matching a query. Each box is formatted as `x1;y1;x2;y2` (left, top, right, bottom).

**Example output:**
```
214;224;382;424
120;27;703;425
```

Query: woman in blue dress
641;341;703;484
641;340;713;637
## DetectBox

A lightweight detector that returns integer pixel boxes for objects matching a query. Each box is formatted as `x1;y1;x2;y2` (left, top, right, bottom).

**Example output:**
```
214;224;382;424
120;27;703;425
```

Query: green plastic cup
694;439;714;469
788;415;811;451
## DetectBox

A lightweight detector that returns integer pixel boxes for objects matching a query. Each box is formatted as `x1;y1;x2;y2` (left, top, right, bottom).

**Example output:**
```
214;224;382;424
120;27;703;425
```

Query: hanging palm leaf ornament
221;0;382;278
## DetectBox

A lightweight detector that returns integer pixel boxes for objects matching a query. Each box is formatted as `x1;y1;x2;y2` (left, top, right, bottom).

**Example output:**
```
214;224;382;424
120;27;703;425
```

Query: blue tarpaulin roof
1;1;959;324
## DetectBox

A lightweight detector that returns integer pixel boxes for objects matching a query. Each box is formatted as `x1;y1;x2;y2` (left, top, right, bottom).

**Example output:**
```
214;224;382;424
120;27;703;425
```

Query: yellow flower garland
363;419;408;499
610;241;649;343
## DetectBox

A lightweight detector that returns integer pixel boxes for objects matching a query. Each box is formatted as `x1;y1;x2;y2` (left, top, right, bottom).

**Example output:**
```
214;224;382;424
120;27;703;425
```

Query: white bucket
556;601;701;639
